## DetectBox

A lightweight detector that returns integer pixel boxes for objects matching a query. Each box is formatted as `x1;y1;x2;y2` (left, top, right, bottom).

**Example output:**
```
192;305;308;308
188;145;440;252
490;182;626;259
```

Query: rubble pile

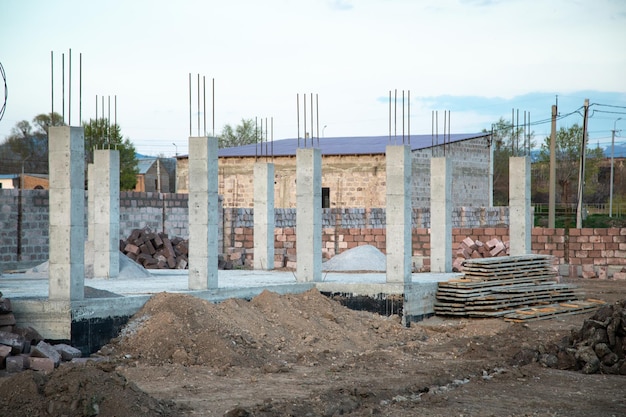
557;300;626;374
453;237;510;272
0;292;85;374
515;300;626;374
120;228;189;270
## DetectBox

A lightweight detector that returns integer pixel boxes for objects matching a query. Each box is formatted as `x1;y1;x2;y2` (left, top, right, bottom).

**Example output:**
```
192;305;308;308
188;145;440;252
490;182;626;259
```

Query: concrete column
188;136;219;289
93;150;120;278
509;156;531;255
254;162;275;270
48;126;85;301
430;157;452;272
87;163;95;242
385;145;412;284
296;148;321;282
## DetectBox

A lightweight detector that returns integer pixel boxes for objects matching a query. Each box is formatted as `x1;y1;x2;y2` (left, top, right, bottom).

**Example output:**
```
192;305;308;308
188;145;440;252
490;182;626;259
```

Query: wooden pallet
503;299;607;322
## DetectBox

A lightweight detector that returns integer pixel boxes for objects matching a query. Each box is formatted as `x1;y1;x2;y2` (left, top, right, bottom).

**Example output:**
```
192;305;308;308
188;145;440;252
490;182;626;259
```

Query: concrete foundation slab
2;269;460;354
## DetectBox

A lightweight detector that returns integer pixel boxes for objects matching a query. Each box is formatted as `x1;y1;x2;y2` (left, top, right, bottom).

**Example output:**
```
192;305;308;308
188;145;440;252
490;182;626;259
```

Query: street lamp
172;142;178;156
322;125;327;138
609;118;622;217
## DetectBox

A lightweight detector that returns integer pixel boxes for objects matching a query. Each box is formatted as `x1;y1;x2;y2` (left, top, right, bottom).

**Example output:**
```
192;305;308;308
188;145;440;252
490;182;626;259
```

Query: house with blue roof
134;157;176;193
174;133;492;209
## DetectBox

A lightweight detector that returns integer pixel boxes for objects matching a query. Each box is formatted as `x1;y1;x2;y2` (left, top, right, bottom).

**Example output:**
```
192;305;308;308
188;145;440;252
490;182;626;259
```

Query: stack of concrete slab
435;255;585;317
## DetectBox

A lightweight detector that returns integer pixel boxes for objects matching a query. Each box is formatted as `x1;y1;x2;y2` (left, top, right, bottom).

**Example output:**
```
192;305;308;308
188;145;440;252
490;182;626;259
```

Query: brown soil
2;277;626;417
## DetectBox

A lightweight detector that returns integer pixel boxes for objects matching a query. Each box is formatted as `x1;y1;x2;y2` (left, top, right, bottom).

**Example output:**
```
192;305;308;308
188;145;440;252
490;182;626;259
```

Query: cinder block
29;356;55;373
31;341;62;366
5;355;24;373
54;343;82;361
0;344;11;368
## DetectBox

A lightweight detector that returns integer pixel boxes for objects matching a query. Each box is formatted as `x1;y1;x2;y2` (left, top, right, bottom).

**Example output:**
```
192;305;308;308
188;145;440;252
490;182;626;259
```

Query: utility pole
548;105;557;228
576;99;589;229
610;118;622;217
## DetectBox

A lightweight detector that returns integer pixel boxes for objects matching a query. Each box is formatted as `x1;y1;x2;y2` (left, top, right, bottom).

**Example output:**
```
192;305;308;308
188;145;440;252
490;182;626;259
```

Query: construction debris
0;291;87;374
435;255;602;319
453;237;509;272
120;228;189;270
513;300;626;375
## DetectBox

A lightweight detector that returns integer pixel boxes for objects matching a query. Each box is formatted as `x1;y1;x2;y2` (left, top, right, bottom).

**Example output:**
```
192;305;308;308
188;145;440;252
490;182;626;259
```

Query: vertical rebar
188;73;192;136
107;95;111;148
394;89;397;140
79;53;82;126
68;48;72;125
271;117;274;159
203;76;206;136
402;90;405;144
316;94;319;147
51;51;54;123
62;53;65;124
431;110;434;156
297;94;300;147
448;110;452;156
310;93;313;143
255;117;258;161
443;110;447;157
212;78;215;136
304;93;307;147
388;90;392;143
197;74;200;137
407;90;410;145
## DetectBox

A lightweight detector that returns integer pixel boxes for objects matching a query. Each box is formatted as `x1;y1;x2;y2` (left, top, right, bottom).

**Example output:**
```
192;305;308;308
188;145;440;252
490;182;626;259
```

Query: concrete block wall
0;189;49;264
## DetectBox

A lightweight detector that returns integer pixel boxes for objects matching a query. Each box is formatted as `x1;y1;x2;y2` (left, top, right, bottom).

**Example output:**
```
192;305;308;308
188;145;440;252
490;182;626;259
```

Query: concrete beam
385;145;412;283
254;162;275;270
188;136;219;289
296;148;322;282
48;126;85;301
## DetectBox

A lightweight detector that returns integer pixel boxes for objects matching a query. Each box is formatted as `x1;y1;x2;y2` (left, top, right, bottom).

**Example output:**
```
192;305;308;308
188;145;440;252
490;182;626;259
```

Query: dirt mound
102;288;412;369
0;362;183;417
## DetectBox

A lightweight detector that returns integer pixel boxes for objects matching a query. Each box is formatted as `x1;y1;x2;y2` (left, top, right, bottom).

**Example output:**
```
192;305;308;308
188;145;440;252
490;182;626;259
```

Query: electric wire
0;61;7;122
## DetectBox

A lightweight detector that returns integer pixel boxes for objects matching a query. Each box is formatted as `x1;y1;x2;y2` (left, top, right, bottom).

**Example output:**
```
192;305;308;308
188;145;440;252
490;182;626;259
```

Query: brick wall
2;189;624;275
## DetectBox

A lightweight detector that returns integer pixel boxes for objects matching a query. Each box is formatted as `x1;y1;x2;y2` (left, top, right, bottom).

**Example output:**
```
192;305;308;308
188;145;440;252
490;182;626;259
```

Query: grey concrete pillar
48;126;85;301
296;148;321;282
188;136;219;289
385;145;412;284
430;157;452;272
509;156;532;255
254;162;275;270
93;150;120;278
87;163;95;242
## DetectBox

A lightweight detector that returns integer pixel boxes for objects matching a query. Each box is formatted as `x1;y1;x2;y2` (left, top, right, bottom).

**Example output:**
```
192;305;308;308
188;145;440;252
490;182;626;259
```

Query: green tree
537;124;604;205
484;118;532;205
218;118;258;149
83;118;138;190
1;112;64;174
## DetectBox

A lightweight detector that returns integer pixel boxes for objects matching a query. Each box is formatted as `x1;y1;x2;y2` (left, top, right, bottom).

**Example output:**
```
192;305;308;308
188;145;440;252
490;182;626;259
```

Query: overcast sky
1;0;625;156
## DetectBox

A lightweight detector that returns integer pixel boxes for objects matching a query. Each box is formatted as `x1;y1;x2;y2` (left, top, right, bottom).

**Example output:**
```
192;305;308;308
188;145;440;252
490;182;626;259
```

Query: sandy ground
1;276;625;417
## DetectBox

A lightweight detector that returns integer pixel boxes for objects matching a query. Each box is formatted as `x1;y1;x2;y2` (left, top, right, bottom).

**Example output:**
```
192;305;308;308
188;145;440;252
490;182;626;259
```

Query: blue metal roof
217;133;489;157
136;158;156;174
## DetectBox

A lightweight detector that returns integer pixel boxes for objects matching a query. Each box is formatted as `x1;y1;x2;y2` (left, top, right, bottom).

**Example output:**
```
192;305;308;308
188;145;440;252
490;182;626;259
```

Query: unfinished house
175;133;492;208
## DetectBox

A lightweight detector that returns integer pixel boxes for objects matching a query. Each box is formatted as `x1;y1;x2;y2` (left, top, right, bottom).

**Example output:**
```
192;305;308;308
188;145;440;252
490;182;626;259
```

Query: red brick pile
453;236;510;272
0;292;84;374
121;228;189;269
